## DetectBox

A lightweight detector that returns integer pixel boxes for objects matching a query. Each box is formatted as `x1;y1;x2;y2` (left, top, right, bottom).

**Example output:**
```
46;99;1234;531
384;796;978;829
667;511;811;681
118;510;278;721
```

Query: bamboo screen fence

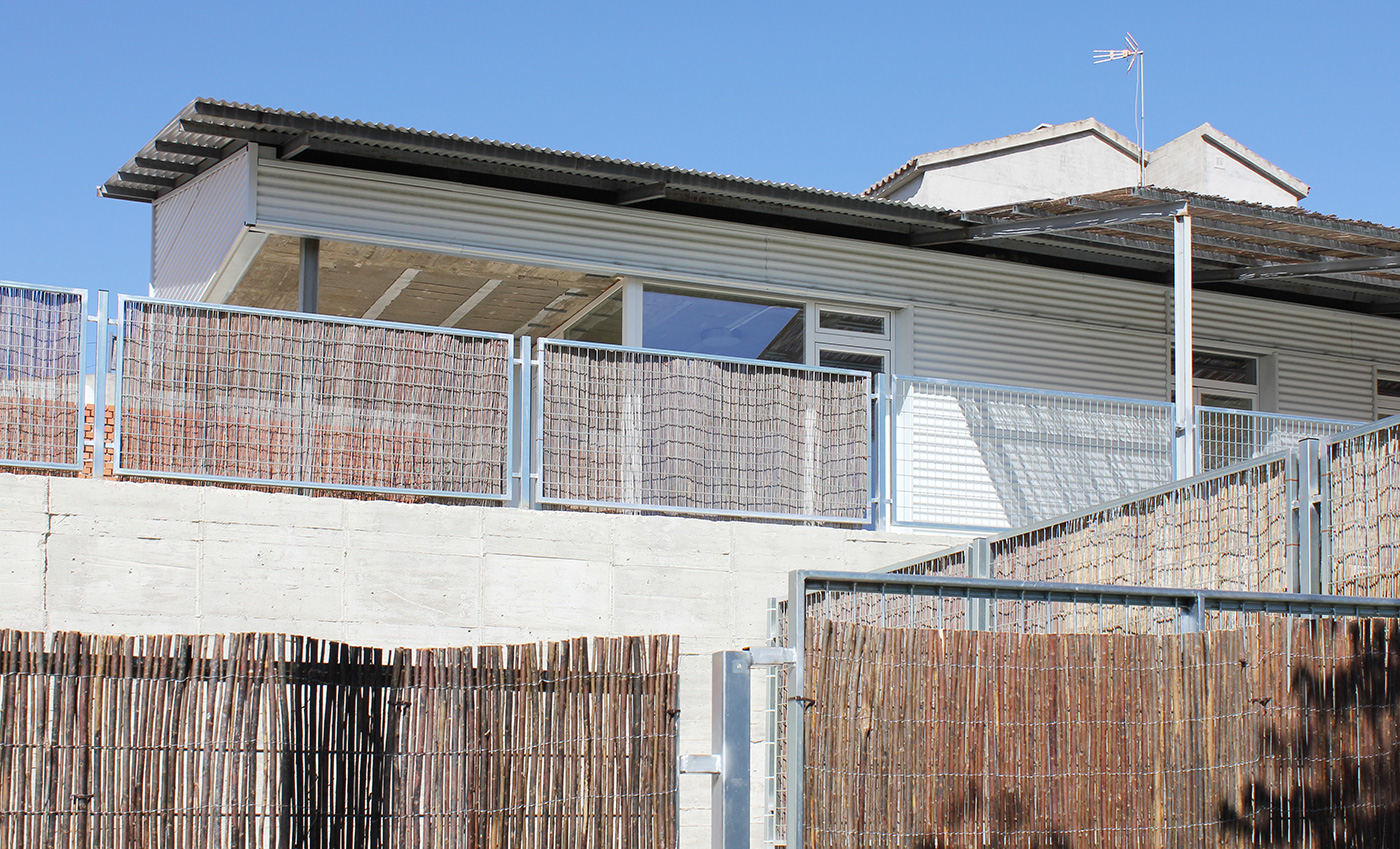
538;341;870;521
894;454;1291;594
803;616;1400;848
0;631;678;849
0;286;84;470
1329;419;1400;597
118;301;513;498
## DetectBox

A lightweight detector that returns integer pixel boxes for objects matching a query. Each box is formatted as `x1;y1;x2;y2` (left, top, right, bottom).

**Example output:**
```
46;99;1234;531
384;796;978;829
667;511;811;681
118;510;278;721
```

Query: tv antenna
1094;33;1146;185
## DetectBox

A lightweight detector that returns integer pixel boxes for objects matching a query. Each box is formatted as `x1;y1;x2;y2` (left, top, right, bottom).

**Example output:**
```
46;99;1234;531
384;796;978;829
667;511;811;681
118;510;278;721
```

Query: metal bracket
678;754;721;774
746;647;795;666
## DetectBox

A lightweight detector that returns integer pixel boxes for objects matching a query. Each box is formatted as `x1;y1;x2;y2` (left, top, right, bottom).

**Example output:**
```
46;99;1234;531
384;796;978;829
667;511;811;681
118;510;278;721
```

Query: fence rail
115;298;514;499
1196;405;1358;472
888;376;1173;531
0;282;85;471
536;339;872;523
0;630;679;849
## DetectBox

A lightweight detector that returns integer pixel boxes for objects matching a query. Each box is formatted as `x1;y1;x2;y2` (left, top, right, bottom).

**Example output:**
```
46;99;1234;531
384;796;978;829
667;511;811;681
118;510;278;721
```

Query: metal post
870;372;890;531
1178;594;1205;633
785;572;808;849
298;237;319;314
1173;209;1194;479
713;651;752;849
968;538;992;630
513;335;533;509
1295;438;1322;595
91;290;109;479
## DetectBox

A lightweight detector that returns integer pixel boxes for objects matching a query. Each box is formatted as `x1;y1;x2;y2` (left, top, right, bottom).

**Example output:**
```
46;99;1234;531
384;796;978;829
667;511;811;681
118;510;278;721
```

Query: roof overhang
104;100;1400;317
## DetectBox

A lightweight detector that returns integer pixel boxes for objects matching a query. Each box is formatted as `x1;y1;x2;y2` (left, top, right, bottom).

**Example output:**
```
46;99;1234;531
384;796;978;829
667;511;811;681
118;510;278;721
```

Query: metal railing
886;376;1173;531
1196;405;1358;472
1326;416;1400;597
535;338;872;524
115;297;514;499
772;569;1400;849
0;282;86;471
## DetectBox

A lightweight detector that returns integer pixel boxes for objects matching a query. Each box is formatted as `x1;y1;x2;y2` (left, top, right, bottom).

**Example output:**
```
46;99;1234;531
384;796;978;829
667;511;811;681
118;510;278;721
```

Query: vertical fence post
1319;437;1335;595
713;651;752;849
513;335;533;509
785;572;808;849
870;372;889;531
1295;438;1322;595
532;337;545;508
968;538;991;630
91;290;109;479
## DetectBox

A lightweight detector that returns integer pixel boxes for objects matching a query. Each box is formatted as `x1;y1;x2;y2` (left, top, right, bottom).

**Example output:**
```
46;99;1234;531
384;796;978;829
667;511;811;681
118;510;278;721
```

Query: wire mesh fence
0;283;85;471
0;629;679;849
537;339;871;522
890;377;1172;531
116;299;513;498
1196;406;1358;473
1328;417;1400;597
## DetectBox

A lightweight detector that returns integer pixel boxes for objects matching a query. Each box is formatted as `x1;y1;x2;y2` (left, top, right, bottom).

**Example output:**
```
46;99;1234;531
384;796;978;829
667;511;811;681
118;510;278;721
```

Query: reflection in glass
643;288;804;363
818;348;885;374
818;310;886;335
561;289;623;345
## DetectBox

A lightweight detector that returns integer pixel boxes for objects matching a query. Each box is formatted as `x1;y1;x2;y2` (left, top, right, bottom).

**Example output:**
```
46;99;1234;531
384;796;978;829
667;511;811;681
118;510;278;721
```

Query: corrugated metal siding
151;148;250;301
253;160;1400;413
914;308;1168;398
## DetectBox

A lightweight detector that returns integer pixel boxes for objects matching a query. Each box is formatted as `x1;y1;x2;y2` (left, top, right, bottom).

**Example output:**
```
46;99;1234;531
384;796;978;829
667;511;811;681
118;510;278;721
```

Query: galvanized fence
536;339;871;523
774;570;1400;849
1327;416;1400;597
886;376;1173;531
0;283;85;471
1196;405;1358;473
115;298;514;499
0;629;679;849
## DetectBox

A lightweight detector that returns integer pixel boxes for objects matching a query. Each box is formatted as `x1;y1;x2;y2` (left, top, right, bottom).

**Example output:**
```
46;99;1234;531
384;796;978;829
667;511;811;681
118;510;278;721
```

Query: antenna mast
1094;33;1146;185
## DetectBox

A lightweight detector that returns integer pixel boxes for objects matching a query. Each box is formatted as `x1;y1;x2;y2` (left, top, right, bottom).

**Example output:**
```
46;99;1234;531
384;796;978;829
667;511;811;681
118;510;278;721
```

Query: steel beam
616;182;669;205
298;238;319;314
178;119;290;145
116;170;178;188
277;132;314;160
133;156;201;175
1197;254;1400;283
152;139;224;158
908;201;1187;247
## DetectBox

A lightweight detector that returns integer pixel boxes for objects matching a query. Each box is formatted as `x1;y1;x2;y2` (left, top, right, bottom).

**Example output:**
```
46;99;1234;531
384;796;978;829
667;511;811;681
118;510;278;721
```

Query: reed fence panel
118;301;513;498
538;341;870;521
0;285;84;471
1329;420;1400;597
803;615;1400;848
0;631;678;849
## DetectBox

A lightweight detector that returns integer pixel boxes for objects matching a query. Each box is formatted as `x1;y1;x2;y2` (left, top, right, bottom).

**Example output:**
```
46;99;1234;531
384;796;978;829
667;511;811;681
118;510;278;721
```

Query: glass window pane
818;310;886;335
560;290;623;345
818;349;885;374
643;287;804;363
1193;352;1257;385
1378;377;1400;398
1200;392;1254;411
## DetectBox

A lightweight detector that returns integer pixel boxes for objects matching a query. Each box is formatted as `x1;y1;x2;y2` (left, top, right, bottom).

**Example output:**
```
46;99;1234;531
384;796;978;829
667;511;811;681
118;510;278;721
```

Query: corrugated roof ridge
186;98;932;209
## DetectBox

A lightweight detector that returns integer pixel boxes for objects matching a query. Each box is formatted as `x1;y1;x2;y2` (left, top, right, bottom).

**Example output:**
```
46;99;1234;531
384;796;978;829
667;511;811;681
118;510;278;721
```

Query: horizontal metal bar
678;754;721;774
111;466;511;502
120;294;516;343
0;458;85;473
535;493;869;525
892;373;1175;409
1197;254;1400;283
746;647;796;665
798;570;1400;618
1195;405;1361;428
1323;413;1400;447
539;337;872;380
0;279;91;298
909;201;1189;247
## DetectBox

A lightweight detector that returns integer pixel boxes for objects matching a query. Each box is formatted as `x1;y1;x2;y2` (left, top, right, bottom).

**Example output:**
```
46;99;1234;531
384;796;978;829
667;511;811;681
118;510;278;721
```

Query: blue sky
2;0;1396;300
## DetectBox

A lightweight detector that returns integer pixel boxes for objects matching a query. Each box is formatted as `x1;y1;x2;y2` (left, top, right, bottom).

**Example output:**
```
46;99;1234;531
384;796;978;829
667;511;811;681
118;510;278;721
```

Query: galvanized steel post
713;651;751;848
91;290;109;479
1173;209;1195;479
1295;438;1323;594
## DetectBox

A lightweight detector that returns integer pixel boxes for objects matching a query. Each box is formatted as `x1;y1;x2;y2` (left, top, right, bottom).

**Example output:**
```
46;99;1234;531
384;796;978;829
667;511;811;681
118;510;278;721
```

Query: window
1192;351;1258;410
559;287;623;345
642;287;805;363
1378;373;1400;419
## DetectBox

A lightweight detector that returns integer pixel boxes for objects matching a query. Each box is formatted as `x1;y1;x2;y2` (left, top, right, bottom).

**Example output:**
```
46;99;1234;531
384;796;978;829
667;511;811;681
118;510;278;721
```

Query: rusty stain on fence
0;631;678;849
803;616;1400;848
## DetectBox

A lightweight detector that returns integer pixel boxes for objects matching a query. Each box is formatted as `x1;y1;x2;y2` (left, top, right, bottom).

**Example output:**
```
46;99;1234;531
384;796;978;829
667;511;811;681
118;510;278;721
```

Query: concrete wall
895;132;1141;211
0;472;958;847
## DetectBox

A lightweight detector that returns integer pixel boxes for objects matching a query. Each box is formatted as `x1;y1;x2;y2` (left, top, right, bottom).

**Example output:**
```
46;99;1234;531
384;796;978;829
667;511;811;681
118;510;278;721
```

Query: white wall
897;132;1141;211
0;473;958;848
151;148;253;301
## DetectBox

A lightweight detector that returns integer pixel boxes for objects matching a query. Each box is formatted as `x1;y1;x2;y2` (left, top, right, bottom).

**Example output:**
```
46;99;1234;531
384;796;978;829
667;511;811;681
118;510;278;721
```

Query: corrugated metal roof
102;99;1400;314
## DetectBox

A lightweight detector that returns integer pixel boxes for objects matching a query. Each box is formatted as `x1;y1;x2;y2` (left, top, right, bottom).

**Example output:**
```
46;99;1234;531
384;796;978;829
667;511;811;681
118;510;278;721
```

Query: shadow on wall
1217;619;1400;846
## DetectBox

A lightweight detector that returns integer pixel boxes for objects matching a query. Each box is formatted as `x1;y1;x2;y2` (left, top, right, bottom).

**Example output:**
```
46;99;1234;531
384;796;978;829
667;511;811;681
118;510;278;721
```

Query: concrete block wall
0;473;960;847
